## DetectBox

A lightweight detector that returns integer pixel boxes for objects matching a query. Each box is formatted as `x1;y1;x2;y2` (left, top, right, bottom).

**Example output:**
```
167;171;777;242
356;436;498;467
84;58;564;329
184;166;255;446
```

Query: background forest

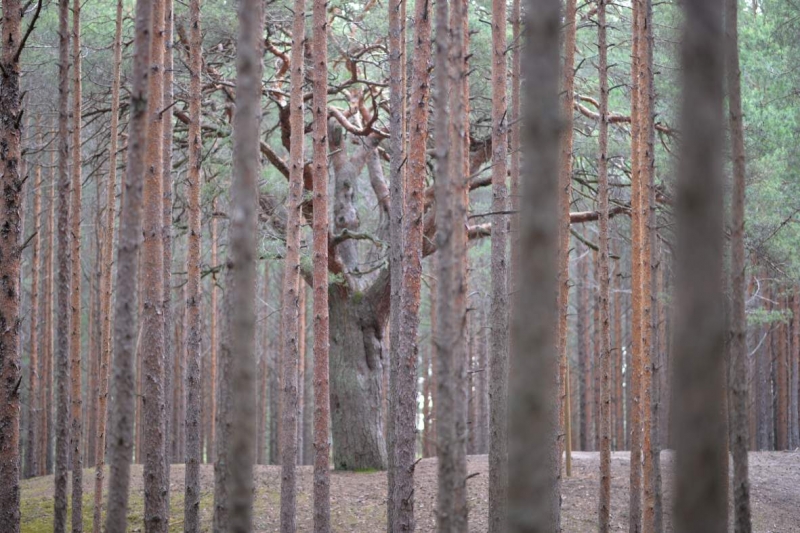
1;0;799;530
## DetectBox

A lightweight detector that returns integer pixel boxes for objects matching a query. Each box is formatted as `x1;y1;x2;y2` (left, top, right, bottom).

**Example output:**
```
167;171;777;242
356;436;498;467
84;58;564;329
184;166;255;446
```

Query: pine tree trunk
162;0;175;501
43;152;56;476
141;0;169;527
104;0;155;526
209;201;219;461
310;0;331;521
279;1;305;526
0;0;23;526
257;263;270;466
53;0;73;526
777;300;789;450
69;1;85;527
227;0;263;525
791;289;800;450
92;1;123;526
597;0;612;526
557;0;578;481
672;0;727;529
488;0;510;522
182;0;203;504
508;0;562;526
578;251;591;451
297;285;306;464
24;143;42;480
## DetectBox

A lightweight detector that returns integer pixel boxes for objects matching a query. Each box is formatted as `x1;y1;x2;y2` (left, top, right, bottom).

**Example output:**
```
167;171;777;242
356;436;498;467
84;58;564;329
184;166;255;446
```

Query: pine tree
68;0;84;526
279;0;305;526
183;0;204;525
311;0;331;523
508;0;562;527
672;0;727;529
104;0;155;526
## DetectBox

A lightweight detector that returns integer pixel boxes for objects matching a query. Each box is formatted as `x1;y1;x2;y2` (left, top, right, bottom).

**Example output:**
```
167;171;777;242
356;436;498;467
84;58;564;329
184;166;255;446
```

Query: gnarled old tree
170;25;635;471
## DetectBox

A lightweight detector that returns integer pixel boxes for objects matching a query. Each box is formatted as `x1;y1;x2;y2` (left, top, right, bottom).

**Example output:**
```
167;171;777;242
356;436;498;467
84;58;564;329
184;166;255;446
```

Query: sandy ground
19;451;800;532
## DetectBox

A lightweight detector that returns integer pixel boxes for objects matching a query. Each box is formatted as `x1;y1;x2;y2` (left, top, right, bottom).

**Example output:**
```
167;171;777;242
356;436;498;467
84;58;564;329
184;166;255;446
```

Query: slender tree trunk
508;0;562;527
386;0;405;523
213;244;233;532
183;0;203;522
162;0;175;503
54;0;73;527
43;152;56;476
257;263;270;465
488;0;510;522
777;301;789;450
209;200;218;460
25;143;42;480
672;0;727;530
269;266;281;465
578;252;591;451
0;0;24;525
614;262;624;450
302;289;313;466
227;0;263;526
297;285;306;463
69;0;85;526
104;0;155;526
311;0;331;523
628;0;645;527
640;0;657;530
280;1;305;527
557;0;578;480
597;0;612;527
93;0;123;527
141;0;169;527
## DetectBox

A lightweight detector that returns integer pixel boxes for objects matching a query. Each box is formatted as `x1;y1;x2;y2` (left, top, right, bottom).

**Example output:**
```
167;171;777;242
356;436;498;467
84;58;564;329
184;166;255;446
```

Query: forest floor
19;451;800;532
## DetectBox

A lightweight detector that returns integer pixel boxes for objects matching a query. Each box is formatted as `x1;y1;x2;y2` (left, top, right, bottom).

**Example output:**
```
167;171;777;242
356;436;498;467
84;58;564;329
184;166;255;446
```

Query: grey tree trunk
508;0;562;528
672;0;727;530
54;0;72;527
226;0;263;526
104;0;155;528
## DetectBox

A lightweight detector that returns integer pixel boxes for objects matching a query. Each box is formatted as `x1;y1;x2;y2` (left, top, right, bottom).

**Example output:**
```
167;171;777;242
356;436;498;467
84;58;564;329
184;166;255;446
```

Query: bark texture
69;0;84;527
597;0;612;528
0;0;23;526
227;0;263;527
54;0;72;527
725;0;751;504
672;0;727;530
104;0;155;527
25;142;42;481
183;0;203;525
93;1;123;527
311;0;331;525
488;0;510;522
508;0;562;528
280;3;305;528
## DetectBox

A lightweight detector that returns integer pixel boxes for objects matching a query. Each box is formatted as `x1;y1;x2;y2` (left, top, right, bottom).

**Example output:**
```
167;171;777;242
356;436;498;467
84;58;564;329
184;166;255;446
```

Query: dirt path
19;452;800;532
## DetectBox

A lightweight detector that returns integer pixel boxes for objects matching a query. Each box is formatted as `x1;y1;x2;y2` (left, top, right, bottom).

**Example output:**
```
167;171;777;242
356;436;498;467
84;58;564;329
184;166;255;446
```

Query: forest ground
18;451;800;532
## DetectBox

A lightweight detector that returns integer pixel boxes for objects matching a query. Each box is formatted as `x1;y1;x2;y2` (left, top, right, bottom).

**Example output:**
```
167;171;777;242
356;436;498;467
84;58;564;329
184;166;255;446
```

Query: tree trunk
791;290;799;450
183;0;202;519
161;0;175;502
578;250;591;451
227;0;263;525
44;149;56;476
69;0;85;526
311;0;331;521
672;0;727;529
53;0;73;526
433;0;469;529
24;141;42;480
93;0;123;526
141;0;169;527
557;0;578;481
777;300;788;450
104;0;155;527
597;0;612;526
209;200;219;460
488;0;510;521
508;0;562;526
0;0;23;526
329;286;388;470
257;263;270;466
280;2;305;526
